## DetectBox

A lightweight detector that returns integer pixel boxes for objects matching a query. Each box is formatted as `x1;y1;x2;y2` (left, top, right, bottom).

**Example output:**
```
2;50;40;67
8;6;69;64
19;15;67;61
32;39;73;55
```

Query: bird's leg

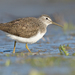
25;43;31;52
13;41;16;53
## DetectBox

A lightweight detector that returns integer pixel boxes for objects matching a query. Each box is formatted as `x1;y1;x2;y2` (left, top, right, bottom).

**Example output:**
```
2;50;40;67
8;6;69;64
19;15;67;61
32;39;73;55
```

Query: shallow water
0;0;75;75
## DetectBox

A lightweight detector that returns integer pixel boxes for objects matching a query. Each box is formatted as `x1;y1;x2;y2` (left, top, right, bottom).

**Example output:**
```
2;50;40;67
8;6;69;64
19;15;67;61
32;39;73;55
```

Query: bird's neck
38;18;48;33
39;22;47;34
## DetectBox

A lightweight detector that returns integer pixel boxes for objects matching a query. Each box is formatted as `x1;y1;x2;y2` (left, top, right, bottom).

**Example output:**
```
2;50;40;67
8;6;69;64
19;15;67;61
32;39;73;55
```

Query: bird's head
39;14;63;28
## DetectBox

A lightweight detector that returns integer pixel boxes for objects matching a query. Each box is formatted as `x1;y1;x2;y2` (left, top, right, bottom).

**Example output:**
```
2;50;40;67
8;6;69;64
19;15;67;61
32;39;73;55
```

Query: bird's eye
46;18;48;20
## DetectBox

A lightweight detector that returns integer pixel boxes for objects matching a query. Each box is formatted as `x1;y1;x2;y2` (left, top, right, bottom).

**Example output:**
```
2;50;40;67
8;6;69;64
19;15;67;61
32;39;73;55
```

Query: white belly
6;31;46;44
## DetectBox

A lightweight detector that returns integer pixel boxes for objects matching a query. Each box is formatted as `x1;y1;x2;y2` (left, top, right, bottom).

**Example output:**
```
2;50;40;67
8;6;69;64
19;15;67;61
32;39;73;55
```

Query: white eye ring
46;18;48;20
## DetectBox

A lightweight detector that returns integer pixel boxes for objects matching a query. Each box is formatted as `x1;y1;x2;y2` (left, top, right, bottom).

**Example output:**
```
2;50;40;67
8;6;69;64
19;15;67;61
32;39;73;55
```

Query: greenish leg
25;43;31;52
13;41;16;53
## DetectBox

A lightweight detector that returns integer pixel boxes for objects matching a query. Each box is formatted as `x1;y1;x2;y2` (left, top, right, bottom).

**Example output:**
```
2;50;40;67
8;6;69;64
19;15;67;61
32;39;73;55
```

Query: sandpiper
0;14;63;53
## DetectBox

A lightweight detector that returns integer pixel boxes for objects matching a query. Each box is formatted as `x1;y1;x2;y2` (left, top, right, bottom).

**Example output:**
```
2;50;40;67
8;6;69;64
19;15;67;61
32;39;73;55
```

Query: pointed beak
52;21;63;28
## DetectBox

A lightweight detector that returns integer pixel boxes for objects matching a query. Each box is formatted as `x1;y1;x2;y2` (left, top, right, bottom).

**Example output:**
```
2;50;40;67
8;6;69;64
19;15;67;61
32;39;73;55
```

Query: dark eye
46;18;48;20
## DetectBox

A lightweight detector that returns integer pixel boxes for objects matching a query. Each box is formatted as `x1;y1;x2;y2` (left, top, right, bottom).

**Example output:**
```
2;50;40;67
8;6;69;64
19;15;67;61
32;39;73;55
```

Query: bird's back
0;17;43;38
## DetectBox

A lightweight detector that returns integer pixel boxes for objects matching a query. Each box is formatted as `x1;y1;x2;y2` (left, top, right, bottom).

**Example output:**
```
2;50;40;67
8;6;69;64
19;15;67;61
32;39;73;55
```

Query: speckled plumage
0;17;46;38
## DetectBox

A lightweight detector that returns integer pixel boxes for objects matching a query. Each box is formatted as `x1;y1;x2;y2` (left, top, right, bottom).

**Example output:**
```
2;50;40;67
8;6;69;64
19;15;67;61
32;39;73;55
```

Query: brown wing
0;17;40;38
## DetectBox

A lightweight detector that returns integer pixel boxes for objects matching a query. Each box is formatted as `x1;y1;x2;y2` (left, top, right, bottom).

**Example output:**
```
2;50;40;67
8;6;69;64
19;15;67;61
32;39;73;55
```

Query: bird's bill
52;21;63;28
